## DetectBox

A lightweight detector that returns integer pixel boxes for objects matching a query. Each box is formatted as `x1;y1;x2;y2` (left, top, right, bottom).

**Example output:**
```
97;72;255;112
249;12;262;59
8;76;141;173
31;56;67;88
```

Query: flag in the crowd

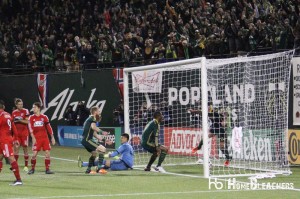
37;73;49;108
113;68;124;98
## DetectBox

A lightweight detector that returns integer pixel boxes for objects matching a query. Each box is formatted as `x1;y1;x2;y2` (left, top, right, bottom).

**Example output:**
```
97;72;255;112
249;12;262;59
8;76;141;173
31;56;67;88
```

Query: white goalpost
124;50;294;178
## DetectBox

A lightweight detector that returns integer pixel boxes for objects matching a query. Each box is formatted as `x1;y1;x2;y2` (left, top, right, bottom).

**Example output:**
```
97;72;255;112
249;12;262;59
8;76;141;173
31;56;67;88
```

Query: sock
45;158;50;171
14;155;19;162
221;141;231;160
82;159;99;167
24;155;29;167
197;140;203;150
11;161;21;181
97;153;104;169
31;158;36;170
221;148;230;160
88;156;95;169
0;161;2;172
157;151;167;167
146;153;158;169
82;162;88;167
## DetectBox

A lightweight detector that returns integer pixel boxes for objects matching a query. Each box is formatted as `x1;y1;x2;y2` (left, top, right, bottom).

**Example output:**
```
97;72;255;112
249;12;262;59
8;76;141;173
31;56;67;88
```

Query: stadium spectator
64;106;76;126
293;19;300;55
0;0;299;73
75;101;90;126
113;103;124;127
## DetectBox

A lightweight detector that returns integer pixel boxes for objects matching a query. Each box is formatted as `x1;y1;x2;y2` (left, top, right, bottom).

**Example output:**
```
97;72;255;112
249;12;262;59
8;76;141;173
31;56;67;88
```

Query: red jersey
28;114;53;139
0;110;18;143
12;108;30;136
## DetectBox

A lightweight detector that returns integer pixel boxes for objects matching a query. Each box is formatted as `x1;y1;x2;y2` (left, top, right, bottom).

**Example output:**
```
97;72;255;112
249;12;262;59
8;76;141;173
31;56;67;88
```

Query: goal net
124;50;294;177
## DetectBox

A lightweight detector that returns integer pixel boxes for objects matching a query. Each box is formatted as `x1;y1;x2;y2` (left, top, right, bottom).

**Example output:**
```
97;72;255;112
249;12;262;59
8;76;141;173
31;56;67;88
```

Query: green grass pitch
0;146;299;199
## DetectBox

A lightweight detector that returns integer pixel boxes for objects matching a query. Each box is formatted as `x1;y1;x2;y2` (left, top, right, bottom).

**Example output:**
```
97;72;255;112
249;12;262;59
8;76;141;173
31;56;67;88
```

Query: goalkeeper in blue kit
142;111;168;173
79;133;134;170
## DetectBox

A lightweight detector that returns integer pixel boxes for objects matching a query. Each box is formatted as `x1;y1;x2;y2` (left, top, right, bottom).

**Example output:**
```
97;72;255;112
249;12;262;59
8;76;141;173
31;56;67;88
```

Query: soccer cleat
23;166;29;172
98;169;107;174
144;167;151;171
154;166;166;173
191;147;199;153
196;158;203;164
90;170;97;174
45;170;55;174
85;168;92;174
224;160;230;167
77;155;83;168
9;180;23;186
27;169;35;175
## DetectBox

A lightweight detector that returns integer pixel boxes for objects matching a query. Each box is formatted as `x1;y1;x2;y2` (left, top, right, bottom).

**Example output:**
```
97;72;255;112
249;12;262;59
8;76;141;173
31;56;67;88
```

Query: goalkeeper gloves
104;153;110;158
113;156;120;160
104;152;112;158
104;152;119;160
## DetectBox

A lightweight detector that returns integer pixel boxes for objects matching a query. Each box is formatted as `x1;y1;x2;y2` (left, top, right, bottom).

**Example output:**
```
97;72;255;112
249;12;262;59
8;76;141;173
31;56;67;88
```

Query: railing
1;48;299;76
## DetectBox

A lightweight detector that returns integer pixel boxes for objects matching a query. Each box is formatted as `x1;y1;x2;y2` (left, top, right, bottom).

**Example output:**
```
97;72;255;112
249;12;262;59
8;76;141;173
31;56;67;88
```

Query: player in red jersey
0;100;23;186
27;102;55;175
12;98;30;172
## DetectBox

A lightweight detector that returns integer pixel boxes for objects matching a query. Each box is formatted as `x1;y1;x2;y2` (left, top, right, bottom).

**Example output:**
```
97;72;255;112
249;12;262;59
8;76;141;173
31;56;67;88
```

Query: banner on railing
37;73;49;108
288;129;300;165
293;57;300;125
57;126;122;149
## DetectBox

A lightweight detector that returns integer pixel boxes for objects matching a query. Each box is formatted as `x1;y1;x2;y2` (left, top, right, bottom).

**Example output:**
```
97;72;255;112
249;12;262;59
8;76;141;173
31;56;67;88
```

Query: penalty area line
36;155;77;162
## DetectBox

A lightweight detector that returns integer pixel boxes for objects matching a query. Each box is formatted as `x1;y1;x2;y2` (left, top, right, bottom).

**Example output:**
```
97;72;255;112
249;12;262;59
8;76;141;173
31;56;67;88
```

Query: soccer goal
124;50;294;178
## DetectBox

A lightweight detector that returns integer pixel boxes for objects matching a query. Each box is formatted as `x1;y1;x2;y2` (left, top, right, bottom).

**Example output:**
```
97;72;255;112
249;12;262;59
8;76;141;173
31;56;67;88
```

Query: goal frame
124;57;210;178
124;51;293;178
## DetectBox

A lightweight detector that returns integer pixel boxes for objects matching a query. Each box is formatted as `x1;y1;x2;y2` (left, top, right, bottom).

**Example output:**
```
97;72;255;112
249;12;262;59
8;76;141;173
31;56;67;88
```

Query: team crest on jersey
34;121;44;127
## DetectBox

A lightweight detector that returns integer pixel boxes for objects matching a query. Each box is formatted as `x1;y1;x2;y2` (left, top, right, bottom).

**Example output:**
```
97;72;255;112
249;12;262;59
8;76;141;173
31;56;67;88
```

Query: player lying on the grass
81;106;112;174
142;111;168;173
0;100;23;186
78;133;134;171
188;103;231;167
28;102;56;174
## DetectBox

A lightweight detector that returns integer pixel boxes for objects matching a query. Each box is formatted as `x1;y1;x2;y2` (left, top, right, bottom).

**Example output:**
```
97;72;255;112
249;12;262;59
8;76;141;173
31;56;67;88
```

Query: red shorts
16;135;29;147
33;138;51;151
0;142;14;158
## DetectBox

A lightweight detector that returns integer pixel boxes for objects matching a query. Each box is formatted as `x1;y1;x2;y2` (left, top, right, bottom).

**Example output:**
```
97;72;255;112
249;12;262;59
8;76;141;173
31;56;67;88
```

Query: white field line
7;189;286;199
29;154;300;193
